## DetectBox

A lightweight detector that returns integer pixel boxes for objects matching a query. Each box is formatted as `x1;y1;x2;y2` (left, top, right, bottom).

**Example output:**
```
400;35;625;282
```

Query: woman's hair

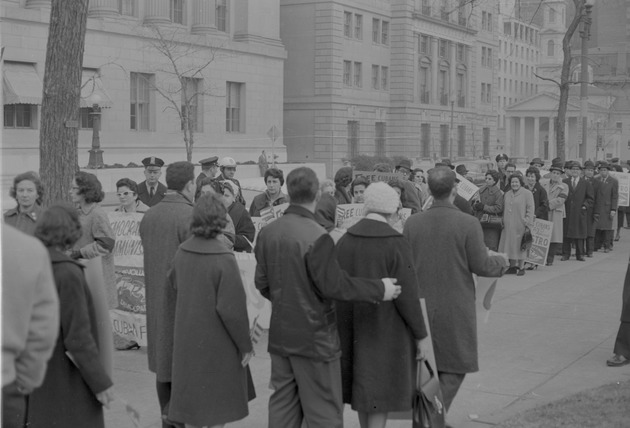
350;176;370;196
190;193;228;239
198;177;222;194
485;169;500;185
34;204;82;250
510;172;526;187
10;171;44;205
264;168;285;186
387;179;406;200
116;178;139;194
334;166;353;188
75;171;104;203
525;167;541;182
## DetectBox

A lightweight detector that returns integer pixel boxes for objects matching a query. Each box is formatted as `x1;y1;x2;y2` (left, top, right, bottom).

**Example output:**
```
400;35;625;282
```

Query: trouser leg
587;236;594;255
575;239;585;258
604;230;613;249
562;239;571;258
2;382;26;428
437;372;466;413
268;354;304;428
156;380;182;428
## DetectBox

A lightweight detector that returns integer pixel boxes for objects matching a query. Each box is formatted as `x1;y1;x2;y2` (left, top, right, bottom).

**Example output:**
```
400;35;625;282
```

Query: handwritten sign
610;172;630;207
336;204;365;229
234;253;271;329
352;171;405;183
455;173;480;201
391;208;412;233
526;219;553;266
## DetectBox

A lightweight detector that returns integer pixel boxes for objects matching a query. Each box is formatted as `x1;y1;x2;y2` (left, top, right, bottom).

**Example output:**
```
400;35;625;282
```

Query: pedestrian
167;194;254;428
562;161;594;261
115;178;150;214
496;153;509;188
411;168;429;208
2;224;59;428
254;167;401;428
349;176;369;204
4;171;44;235
258;150;269;176
499;173;535;276
334;166;353;205
139;161;195;428
218;157;246;206
435;162;474;215
249;168;289;217
583;161;598;256
456;164;471;181
546;163;569;266
28;204;114;428
137;157;167;207
593;162;618;253
607;253;630;367
335;182;429;428
530;158;545;169
194;156;219;201
220;180;255;252
472;170;504;251
394;159;422;213
525;167;548;220
403;166;507;416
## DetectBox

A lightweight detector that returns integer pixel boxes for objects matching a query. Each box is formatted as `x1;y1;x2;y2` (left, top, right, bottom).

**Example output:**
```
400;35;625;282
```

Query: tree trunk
39;0;89;205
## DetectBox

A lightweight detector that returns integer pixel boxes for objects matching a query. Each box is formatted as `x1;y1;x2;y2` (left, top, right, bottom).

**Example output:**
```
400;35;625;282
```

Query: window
381;66;388;90
170;0;184;24
216;0;227;32
419;62;430;103
440;0;449;21
119;0;135;16
381;21;389;45
487;48;492;67
504;22;511;35
457;44;466;63
354;62;362;87
226;82;243;133
372;65;380;90
481;47;487;68
421;123;431;157
457;125;466;157
481;11;492;31
421;0;431;16
354;14;363;39
343;61;352;86
547;40;554;56
375;122;386;157
486;83;492;103
4;104;36;129
439;39;449;58
440;124;449;157
617;122;623;132
439;69;448;105
348;121;359;158
482;127;490;156
419;34;430;55
549;7;556;23
344;12;352;37
481;83;487;104
372;19;380;43
456;71;466;107
130;72;152;131
182;77;202;132
79;107;94;129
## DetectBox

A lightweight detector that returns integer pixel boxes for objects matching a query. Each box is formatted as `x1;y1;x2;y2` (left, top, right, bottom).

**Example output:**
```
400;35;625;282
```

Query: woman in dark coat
335;182;428;428
334;166;353;205
28;204;114;428
472;170;504;251
221;180;256;252
525;167;549;220
167;194;254;428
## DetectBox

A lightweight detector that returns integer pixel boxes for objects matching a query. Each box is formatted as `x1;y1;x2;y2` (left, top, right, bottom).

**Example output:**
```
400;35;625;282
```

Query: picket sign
525;219;554;266
610;171;630;207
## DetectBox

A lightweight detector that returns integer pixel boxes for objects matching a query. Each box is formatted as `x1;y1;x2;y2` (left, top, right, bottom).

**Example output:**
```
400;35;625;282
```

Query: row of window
503;21;538;45
481;11;493;32
417;63;467;107
417;34;468;64
500;41;539;62
499;59;536;78
418;0;469;28
343;61;388;90
343;11;389;45
420;123;491;158
498;78;538;96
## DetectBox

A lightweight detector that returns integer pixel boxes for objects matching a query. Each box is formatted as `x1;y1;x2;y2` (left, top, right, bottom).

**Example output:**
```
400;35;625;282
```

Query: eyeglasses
117;191;134;197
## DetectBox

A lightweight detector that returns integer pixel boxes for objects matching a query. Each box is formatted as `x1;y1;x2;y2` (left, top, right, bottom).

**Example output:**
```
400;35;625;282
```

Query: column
191;0;217;34
88;0;118;18
533;116;540;158
25;0;51;8
505;115;512;154
519;116;525;157
431;38;438;105
450;41;457;106
144;0;170;24
549;116;555;159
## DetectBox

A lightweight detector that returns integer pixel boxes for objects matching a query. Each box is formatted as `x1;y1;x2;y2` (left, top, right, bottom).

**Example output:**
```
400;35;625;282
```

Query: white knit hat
363;182;400;215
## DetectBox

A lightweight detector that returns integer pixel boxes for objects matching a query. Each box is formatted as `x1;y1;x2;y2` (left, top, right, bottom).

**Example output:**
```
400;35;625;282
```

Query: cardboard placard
525;219;554;266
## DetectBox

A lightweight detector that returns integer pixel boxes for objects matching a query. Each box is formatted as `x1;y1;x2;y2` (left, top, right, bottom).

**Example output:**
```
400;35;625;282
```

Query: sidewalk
104;238;630;428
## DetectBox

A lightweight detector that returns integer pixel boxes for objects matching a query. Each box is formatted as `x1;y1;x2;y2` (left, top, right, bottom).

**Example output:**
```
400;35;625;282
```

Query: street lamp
87;93;104;169
579;0;594;161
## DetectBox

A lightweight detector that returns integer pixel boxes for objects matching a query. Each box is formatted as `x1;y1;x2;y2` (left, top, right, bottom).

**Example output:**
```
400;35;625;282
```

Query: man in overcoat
562;161;595;261
403;167;507;414
137;157;167;207
139;161;195;428
582;161;598;256
607;254;630;367
194;156;219;201
593;162;618;252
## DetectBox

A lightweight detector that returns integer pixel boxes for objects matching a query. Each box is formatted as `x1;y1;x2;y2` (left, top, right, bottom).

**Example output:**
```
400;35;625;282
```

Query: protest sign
391;207;412;233
234;253;271;329
352;170;404;183
526;218;553;266
455;173;479;201
273;202;289;218
336;204;365;229
611;171;630;207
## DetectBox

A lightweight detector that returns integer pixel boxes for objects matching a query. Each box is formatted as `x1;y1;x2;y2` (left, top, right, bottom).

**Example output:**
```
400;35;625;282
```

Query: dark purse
479;213;504;229
413;358;446;428
521;226;533;251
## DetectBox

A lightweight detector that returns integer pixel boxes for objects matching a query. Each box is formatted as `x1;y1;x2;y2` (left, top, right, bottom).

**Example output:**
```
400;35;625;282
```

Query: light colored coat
499;187;535;259
547;181;568;243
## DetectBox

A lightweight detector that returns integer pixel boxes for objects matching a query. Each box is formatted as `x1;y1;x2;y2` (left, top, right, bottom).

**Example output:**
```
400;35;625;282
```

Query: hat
219;157;237;168
598;161;611;170
441;159;455;169
396;159;412;171
549;163;564;174
530;158;544;167
568;161;582;170
199;156;219;167
363;182;400;215
455;164;468;175
495;153;509;162
583;160;595;170
142;157;165;168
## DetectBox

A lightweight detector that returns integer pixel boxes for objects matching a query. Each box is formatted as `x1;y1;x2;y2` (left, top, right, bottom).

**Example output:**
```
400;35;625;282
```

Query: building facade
1;0;286;175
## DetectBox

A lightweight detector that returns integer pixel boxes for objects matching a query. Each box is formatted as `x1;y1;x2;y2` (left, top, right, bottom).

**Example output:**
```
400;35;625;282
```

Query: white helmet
219;157;237;168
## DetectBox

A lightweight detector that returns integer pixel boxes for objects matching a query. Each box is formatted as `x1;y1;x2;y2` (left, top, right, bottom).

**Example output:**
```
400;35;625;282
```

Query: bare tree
39;0;89;204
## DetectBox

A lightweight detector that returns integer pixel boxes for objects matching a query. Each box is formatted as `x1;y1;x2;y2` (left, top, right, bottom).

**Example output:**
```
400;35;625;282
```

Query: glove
69;250;83;260
473;201;484;211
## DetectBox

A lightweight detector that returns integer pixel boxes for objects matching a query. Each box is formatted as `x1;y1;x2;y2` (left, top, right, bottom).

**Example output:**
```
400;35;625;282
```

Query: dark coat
315;193;337;231
594;175;619;231
139;191;193;381
27;249;112;428
194;171;211;201
227;201;256;252
334;187;352;205
336;218;426;412
475;184;504;218
621;254;630;324
218;173;246;206
137;181;167;207
248;191;289;217
563;177;595;239
454;193;474;215
403;200;505;373
528;182;549;220
3;203;43;235
167;237;253;427
254;205;384;361
401;180;422;214
584;176;598;237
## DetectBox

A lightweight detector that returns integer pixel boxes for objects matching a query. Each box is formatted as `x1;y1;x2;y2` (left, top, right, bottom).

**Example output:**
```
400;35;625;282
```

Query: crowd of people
2;151;629;428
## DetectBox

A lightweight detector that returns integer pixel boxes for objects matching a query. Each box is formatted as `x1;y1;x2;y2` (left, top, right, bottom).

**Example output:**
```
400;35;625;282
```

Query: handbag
412;358;446;428
521;226;533;252
479;213;504;229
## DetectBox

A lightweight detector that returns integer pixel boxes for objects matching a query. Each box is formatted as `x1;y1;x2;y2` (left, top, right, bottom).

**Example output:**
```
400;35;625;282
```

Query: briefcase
412;358;445;428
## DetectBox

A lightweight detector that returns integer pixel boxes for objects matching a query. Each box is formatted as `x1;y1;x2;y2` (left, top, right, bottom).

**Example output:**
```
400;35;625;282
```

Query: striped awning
80;70;113;108
2;62;43;105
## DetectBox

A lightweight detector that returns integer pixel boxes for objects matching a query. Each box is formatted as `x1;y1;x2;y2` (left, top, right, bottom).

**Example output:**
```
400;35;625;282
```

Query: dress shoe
606;354;630;367
505;266;518;274
561;256;570;261
586;253;593;258
545;262;553;266
516;268;525;276
576;257;586;261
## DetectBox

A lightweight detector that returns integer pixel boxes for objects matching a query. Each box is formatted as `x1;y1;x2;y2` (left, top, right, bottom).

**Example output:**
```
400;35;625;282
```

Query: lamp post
449;98;454;159
87;93;104;169
579;0;594;161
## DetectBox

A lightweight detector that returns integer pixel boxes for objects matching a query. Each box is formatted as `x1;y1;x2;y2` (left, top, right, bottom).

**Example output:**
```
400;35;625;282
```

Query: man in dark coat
583;161;598;256
607;254;630;367
194;156;219;201
593;162;619;252
496;153;509;188
221;181;255;252
138;157;167;207
139;161;195;428
403;167;507;414
394;159;422;213
255;167;401;428
562;161;595;261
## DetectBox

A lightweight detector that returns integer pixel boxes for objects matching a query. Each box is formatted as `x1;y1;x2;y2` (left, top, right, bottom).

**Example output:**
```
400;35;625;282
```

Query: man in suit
594;162;619;252
137;157;167;207
403;166;507;415
562;161;595;261
194;156;219;201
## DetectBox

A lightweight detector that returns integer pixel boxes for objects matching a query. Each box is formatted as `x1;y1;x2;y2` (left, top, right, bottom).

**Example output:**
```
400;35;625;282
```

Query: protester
473;170;504;251
411;168;429;207
194;156;219;201
28;205;114;428
139;161;195;428
258;150;269;176
530;158;544;169
496;153;509;189
499;173;535;276
546;163;569;266
4;171;44;235
115;178;150;213
394;159;422;213
593;162;618;253
583;161;598;256
315;189;338;232
221;180;255;253
249;168;288;217
320;179;335;197
167;194;254;428
197;178;236;250
349;176;369;204
455;164;471;181
335;182;428;428
525;167;548;220
607;254;630;367
218;157;246;206
562;161;594;261
403;166;507;415
334;166;353;204
137;157;167;207
501;163;517;192
434;162;474;215
2;224;59;428
254;166;401;428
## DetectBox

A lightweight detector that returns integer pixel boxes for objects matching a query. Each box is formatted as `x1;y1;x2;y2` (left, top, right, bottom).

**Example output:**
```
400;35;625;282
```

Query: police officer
195;156;219;201
137;157;167;207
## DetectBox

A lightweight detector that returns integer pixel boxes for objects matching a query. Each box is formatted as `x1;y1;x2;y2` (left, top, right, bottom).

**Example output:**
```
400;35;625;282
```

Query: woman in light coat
546;164;569;265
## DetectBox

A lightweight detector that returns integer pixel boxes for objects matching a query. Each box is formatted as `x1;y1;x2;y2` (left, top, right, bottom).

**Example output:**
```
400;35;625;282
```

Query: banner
455;173;480;201
336;204;365;229
525;219;553;266
352;170;405;183
234;253;271;329
391;207;412;233
611;172;630;207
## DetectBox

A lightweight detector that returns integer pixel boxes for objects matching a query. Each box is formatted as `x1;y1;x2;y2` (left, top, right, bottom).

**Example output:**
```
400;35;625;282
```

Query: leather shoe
576;257;586;261
586;253;593;257
546;262;553;266
606;354;630;367
505;266;518;274
516;269;525;276
561;256;570;261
